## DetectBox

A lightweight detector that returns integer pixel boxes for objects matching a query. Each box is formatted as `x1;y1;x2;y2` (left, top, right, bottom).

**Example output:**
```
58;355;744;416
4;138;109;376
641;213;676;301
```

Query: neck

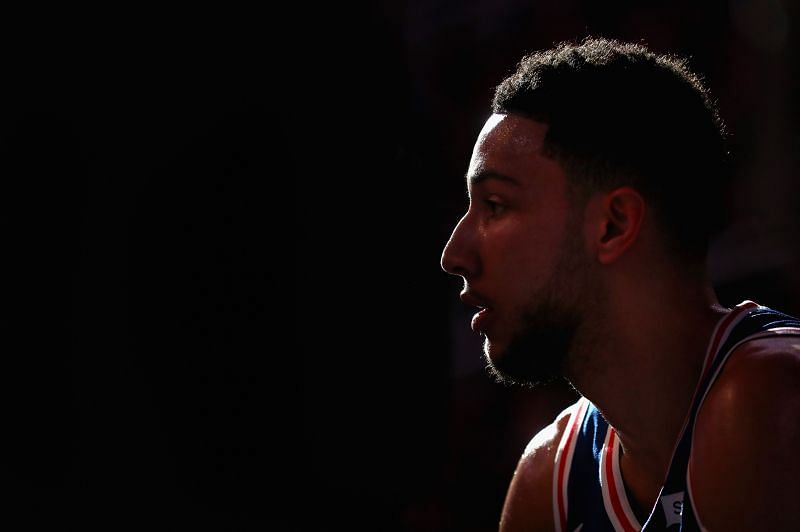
566;274;727;486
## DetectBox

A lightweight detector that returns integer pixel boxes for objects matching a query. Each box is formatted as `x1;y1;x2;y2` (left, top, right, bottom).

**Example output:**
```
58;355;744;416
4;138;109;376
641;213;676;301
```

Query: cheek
487;216;568;276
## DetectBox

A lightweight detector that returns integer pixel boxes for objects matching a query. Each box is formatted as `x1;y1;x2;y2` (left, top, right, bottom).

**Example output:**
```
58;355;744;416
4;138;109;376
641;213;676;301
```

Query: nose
440;213;479;278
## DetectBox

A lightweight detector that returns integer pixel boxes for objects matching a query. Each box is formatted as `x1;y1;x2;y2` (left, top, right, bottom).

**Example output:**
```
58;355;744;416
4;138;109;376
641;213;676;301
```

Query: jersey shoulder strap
654;301;800;530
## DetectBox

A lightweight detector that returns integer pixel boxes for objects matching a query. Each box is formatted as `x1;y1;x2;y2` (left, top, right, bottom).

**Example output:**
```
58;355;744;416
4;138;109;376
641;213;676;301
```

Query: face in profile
441;113;593;387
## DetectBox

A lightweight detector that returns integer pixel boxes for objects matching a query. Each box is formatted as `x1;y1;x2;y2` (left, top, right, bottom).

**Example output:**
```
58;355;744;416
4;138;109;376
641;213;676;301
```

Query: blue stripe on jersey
566;406;612;531
562;303;800;531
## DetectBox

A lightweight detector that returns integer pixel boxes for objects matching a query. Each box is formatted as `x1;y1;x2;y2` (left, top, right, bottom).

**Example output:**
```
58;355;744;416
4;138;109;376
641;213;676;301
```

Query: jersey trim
698;301;759;386
686;318;800;530
551;300;792;530
657;302;757;473
553;398;590;532
645;300;756;530
600;428;640;532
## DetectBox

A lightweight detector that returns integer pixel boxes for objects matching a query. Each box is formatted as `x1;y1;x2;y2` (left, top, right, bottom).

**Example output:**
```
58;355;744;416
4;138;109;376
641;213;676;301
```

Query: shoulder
696;334;800;429
691;334;800;530
499;399;583;532
697;334;800;424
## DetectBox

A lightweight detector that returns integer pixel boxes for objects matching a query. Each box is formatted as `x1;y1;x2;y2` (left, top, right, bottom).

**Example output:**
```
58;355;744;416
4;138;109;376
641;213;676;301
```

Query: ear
590;187;646;265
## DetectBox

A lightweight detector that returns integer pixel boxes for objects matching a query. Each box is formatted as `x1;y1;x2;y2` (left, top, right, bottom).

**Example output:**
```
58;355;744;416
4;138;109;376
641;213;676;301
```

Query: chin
482;336;504;363
481;326;570;389
482;335;515;369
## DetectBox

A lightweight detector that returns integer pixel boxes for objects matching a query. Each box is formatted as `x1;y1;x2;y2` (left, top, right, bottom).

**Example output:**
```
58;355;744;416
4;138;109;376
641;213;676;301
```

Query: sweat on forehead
477;113;548;155
467;114;563;189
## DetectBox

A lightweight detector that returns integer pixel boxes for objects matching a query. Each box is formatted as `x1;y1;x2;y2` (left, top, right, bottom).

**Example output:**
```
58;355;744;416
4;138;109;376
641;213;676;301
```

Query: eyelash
485;198;506;216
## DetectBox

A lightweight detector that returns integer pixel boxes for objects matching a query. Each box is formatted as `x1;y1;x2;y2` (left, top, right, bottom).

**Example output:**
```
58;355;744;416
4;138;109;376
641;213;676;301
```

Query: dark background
4;2;800;531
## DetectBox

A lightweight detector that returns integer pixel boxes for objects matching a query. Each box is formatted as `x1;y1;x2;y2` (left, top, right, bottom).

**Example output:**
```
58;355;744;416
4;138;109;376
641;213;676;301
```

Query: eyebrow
466;170;523;187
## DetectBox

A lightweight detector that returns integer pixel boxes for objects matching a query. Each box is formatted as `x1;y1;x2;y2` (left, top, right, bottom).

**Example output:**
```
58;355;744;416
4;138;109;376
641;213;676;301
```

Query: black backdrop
3;14;293;530
4;3;799;531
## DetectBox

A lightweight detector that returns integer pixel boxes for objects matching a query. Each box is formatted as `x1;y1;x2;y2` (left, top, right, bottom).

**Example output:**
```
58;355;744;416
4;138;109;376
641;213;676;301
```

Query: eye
485;198;506;216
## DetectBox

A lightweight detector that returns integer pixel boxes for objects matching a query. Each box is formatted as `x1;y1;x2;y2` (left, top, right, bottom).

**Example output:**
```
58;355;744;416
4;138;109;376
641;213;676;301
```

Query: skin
441;114;591;387
441;113;800;530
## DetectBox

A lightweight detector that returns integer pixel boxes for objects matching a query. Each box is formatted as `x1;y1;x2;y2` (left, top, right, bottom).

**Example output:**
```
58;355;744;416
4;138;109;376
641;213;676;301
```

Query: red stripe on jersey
700;301;758;383
604;430;639;532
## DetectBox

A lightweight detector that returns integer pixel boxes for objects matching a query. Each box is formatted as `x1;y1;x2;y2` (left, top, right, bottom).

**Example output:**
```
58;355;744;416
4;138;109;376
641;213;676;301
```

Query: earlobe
596;187;645;265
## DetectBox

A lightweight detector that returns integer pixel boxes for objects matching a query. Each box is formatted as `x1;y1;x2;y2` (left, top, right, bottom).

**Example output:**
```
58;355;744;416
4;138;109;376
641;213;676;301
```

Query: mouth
460;291;494;333
470;307;493;333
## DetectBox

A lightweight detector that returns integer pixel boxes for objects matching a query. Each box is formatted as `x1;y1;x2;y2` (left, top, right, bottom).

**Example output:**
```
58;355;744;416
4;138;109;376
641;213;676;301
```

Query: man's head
441;38;730;387
493;37;730;259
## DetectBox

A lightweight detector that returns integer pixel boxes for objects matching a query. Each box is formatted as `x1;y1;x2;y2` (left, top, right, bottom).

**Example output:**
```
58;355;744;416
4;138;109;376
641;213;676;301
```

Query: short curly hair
493;37;730;261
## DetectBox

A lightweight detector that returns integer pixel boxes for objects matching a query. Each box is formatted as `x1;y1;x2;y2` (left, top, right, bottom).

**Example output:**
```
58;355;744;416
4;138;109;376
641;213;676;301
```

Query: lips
471;307;493;333
460;291;493;333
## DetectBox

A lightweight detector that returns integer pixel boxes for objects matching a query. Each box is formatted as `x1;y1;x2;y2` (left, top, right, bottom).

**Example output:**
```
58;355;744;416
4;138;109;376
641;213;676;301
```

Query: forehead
477;113;547;154
467;113;560;188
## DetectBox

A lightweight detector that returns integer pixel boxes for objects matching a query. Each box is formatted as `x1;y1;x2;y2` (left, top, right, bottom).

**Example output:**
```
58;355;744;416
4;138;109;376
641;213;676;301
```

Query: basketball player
440;38;800;530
